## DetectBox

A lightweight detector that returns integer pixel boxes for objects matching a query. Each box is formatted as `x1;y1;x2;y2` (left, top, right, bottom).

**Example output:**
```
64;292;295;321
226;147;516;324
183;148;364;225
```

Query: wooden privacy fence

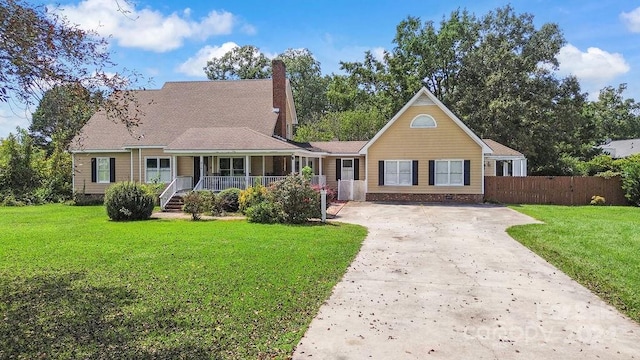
484;176;628;205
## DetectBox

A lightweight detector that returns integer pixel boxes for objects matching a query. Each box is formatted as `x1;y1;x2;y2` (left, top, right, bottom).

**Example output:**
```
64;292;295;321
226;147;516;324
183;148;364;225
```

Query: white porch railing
159;176;193;209
194;175;326;192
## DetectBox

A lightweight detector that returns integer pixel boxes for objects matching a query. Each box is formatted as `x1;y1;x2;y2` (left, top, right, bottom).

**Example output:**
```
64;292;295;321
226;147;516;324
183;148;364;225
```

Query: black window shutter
464;160;471;186
412;160;419;185
354;159;360;180
110;158;116;183
335;158;341;181
428;160;435;186
91;158;97;183
378;161;384;186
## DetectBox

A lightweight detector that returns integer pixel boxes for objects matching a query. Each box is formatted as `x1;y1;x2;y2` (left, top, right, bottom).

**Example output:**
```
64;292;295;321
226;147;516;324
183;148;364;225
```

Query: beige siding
367;105;483;194
485;159;496;176
73;152;132;194
324;156;366;191
177;156;194;177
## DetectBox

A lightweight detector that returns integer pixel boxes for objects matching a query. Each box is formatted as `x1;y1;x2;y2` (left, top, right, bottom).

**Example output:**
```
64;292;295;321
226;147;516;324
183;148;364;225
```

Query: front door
193;157;200;187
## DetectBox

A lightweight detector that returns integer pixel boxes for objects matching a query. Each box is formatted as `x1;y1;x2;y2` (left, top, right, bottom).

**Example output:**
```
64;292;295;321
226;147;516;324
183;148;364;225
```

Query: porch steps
163;195;184;213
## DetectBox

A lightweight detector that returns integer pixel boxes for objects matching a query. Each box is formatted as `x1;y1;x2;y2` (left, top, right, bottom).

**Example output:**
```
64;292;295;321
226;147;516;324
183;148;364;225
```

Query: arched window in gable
410;114;437;128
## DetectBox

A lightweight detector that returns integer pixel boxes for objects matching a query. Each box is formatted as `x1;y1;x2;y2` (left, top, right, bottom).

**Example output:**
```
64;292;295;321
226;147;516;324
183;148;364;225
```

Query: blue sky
1;0;639;137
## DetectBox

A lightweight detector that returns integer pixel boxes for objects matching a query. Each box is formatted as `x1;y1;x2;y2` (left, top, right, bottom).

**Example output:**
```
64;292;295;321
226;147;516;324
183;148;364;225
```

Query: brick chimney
272;59;287;138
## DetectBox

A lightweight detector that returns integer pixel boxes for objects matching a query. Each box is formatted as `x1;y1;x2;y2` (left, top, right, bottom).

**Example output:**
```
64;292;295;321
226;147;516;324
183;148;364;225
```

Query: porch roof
164;127;304;153
309;141;368;155
482;139;524;158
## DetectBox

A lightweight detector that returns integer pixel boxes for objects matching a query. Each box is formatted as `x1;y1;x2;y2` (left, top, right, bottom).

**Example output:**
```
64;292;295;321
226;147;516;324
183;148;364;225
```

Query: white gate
337;179;366;201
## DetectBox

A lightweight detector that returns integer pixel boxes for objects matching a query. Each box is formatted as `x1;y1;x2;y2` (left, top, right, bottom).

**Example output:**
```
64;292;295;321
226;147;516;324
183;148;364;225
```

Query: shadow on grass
0;272;214;359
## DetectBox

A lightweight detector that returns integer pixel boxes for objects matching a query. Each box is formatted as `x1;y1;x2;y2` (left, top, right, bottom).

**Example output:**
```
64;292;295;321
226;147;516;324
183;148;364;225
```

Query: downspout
71;153;75;194
130;151;133;181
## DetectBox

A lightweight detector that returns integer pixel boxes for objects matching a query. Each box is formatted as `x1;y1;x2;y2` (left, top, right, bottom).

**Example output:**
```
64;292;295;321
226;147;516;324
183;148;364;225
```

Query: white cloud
371;47;386;62
57;0;237;52
621;7;640;33
556;44;630;99
176;42;239;77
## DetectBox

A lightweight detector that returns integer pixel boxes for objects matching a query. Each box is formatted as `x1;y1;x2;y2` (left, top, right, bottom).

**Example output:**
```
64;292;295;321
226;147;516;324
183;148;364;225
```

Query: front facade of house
71;61;527;208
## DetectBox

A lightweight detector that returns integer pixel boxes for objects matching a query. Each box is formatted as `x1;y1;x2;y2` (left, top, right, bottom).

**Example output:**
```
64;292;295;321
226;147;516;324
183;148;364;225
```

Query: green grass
0;204;367;359
508;205;640;322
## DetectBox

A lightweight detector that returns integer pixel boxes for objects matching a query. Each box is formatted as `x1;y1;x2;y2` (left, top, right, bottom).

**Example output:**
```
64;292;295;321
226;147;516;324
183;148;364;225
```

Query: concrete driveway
293;202;640;359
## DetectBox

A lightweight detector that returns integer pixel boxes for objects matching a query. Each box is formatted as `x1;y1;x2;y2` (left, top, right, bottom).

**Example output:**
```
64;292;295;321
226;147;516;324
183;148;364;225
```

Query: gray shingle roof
482;139;524;157
165;127;301;152
71;80;279;151
309;141;368;154
598;138;640;158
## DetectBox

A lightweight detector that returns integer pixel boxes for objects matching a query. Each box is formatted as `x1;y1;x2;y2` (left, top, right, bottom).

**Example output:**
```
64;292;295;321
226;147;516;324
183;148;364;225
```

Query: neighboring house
70;61;526;207
482;139;528;177
598;138;640;158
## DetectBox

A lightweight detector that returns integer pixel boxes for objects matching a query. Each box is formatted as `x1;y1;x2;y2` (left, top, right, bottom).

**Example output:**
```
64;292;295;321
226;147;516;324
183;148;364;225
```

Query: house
70;60;526;208
598;138;640;158
482;139;527;177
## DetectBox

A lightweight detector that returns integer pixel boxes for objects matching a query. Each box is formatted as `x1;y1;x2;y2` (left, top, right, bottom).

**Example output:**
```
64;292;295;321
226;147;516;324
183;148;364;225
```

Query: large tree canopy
29;84;100;153
0;0;143;129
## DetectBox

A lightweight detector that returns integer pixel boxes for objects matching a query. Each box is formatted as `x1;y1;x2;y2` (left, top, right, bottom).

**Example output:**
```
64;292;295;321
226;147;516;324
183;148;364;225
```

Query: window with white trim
435;160;463;186
146;157;171;183
97;157;110;183
219;157;245;176
410;114;437;128
341;158;354;180
384;160;412;186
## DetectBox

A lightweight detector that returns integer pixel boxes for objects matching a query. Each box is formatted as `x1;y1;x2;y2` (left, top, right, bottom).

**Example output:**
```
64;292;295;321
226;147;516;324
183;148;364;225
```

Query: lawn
0;204;367;359
508;205;640;323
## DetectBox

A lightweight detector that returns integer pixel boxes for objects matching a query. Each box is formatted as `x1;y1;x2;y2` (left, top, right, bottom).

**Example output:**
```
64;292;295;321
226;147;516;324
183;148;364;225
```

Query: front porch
159;152;328;210
160;174;326;210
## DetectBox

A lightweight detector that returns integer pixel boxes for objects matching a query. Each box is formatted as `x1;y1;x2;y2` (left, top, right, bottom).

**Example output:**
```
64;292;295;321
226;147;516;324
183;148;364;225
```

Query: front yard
508;205;640;323
0;205;367;359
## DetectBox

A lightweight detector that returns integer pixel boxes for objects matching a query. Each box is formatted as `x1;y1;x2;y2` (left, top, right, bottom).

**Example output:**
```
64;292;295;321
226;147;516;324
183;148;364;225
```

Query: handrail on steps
159;176;193;210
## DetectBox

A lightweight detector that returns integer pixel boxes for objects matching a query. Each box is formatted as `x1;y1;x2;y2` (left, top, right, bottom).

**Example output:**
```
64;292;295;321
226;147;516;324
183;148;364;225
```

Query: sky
1;0;639;138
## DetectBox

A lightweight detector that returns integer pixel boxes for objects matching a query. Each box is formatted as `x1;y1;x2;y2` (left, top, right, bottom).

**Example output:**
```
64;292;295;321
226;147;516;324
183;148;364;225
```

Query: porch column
138;148;142;182
172;156;177;179
290;155;295;175
262;156;266;176
319;157;323;176
245;155;250;188
199;156;204;182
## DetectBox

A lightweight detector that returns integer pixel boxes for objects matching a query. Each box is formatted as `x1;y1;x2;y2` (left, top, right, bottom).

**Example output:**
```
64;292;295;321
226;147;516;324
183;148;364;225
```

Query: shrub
590;195;606;206
311;185;336;207
182;191;207;220
140;182;166;206
271;175;320;224
621;160;640;206
104;182;154;221
245;201;283;224
218;188;241;213
301;165;314;181
73;193;104;206
239;182;268;213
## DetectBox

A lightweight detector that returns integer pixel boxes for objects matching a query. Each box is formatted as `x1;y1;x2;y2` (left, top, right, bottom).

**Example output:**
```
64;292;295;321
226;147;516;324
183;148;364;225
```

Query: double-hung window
435;160;463;186
145;157;171;183
384;160;412;186
97;157;110;183
219;157;245;176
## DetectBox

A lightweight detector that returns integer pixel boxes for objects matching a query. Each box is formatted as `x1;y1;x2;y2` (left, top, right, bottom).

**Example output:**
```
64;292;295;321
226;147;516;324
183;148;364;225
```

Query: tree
0;128;46;203
204;45;271;80
586;84;640;142
0;0;144;129
276;49;329;124
29;84;100;153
